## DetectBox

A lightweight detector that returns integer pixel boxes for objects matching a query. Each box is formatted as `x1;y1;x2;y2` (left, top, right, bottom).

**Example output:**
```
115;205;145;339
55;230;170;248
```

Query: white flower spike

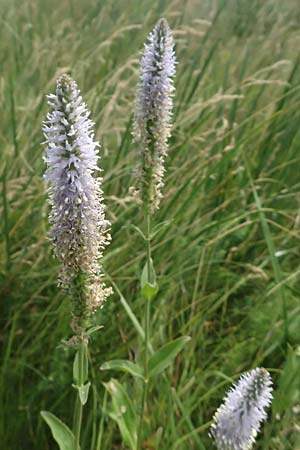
210;368;273;450
43;74;112;329
133;18;176;212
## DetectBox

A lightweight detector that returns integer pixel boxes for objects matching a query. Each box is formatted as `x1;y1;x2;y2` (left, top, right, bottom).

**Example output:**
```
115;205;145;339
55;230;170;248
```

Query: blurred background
1;0;300;448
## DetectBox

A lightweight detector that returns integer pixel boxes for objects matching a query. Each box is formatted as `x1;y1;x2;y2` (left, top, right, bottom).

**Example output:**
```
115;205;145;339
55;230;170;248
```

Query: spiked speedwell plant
41;74;111;450
100;18;193;450
134;17;178;449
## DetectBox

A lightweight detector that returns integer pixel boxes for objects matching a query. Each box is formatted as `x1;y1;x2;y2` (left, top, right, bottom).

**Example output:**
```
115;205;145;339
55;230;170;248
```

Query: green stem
146;213;151;281
137;212;152;450
74;396;83;450
73;341;88;450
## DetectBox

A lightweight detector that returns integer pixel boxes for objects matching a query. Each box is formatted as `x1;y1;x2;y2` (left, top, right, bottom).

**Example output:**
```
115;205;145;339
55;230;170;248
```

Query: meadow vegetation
1;0;300;448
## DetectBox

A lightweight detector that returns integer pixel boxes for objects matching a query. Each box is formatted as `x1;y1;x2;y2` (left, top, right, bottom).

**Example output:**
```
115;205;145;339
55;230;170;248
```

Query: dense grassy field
1;0;300;448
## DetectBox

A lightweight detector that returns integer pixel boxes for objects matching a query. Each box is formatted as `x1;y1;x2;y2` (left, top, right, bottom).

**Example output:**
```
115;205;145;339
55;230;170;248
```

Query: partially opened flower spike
43;74;112;332
210;368;273;450
133;18;176;212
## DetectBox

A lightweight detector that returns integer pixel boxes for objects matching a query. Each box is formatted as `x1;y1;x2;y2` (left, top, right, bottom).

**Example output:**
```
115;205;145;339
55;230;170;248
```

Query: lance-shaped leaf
100;359;144;379
103;379;137;450
149;336;191;377
40;411;77;450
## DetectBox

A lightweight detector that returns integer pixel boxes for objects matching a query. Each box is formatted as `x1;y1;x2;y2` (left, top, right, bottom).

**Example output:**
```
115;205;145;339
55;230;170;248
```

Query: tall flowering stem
134;18;176;449
210;368;273;450
42;74;111;450
43;74;112;332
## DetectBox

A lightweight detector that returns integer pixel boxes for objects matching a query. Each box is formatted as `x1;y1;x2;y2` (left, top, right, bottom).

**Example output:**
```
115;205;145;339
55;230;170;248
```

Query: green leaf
149;336;191;378
86;325;103;336
126;224;146;240
141;258;156;286
141;282;159;301
100;359;144;379
150;220;172;239
103;379;137;450
40;411;76;450
73;343;88;386
74;382;91;405
141;258;159;300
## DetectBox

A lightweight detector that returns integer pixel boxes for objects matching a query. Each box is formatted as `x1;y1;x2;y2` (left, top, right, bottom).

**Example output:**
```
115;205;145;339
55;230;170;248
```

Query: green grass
1;0;300;448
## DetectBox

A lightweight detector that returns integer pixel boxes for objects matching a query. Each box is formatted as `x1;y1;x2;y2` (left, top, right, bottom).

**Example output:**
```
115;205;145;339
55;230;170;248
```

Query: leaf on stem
150;220;172;239
141;258;159;301
149;336;191;377
72;382;91;406
40;411;77;450
86;325;103;336
100;359;144;379
123;224;147;240
73;343;88;386
103;379;137;450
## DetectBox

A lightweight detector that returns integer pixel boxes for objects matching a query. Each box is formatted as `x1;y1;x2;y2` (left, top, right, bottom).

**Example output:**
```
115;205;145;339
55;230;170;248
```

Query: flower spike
133;18;176;212
210;368;273;450
43;74;112;330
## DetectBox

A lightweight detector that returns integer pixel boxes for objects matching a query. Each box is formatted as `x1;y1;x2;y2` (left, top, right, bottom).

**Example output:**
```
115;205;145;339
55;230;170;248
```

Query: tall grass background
1;0;300;448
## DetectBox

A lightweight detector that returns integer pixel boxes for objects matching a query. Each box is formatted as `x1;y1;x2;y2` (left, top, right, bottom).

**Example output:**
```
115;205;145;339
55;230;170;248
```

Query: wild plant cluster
41;19;273;450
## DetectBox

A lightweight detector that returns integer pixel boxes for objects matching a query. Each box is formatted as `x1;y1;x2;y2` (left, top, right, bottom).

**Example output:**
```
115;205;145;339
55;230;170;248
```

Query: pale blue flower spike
43;75;112;324
210;368;273;450
133;18;176;212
